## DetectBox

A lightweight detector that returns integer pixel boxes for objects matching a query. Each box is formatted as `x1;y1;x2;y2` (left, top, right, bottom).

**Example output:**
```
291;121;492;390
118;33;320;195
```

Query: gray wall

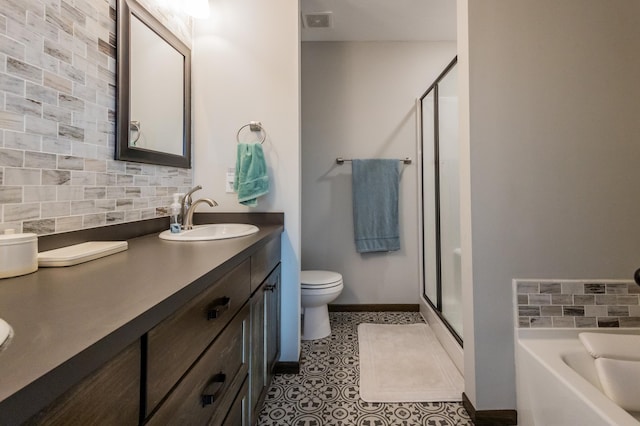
0;0;193;235
301;41;456;304
458;0;640;410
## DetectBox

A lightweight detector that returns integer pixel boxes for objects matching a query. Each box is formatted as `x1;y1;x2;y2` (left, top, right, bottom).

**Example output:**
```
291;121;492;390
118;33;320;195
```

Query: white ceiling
300;0;457;42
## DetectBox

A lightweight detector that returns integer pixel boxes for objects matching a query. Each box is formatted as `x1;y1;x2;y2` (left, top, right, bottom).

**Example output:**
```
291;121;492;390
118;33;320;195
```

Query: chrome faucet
184;198;218;230
181;185;202;228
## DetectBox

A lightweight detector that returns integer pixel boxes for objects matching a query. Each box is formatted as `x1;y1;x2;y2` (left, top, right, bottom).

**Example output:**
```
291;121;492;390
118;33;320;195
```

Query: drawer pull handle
207;297;231;320
201;372;226;407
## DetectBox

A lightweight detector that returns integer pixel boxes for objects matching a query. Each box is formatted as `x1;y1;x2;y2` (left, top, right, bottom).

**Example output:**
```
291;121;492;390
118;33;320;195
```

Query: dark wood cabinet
26;342;140;426
265;264;281;389
24;234;281;426
147;304;250;426
249;287;266;424
146;259;251;414
250;237;281;293
249;243;281;425
147;235;281;426
222;378;250;426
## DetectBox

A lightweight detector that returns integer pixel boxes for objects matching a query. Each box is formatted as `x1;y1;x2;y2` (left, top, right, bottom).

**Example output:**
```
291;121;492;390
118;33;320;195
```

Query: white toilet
300;270;343;340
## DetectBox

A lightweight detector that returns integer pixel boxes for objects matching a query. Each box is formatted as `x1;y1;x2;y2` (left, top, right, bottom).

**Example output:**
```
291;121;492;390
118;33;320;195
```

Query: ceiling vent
302;12;333;29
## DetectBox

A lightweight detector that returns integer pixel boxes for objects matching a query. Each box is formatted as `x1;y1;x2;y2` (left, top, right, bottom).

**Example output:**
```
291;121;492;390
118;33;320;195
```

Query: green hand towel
234;143;269;207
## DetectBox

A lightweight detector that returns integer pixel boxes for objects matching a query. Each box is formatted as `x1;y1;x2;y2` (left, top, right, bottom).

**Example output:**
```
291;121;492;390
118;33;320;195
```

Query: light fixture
183;0;210;19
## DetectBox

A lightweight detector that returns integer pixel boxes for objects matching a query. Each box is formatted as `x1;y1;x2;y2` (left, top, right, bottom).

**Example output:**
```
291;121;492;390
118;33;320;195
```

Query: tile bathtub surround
0;0;193;235
515;280;640;328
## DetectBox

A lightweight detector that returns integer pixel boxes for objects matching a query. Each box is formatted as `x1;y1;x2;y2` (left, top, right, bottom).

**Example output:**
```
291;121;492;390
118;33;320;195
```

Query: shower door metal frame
418;56;462;346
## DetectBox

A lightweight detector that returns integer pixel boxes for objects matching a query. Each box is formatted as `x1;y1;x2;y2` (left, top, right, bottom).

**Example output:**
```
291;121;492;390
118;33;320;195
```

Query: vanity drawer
27;341;140;426
221;377;249;426
147;303;250;426
250;237;281;293
146;259;250;412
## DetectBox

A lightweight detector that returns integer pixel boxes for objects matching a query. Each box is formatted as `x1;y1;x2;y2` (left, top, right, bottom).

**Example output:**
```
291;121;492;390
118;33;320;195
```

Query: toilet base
302;305;331;340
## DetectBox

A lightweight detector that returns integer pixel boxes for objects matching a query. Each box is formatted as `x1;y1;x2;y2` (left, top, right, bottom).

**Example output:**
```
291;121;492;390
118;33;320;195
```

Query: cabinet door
249;286;265;424
249;264;281;425
265;264;281;384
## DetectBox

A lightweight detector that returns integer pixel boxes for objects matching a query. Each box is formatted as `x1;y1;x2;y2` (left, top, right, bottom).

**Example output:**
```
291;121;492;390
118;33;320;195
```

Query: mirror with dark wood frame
116;0;191;168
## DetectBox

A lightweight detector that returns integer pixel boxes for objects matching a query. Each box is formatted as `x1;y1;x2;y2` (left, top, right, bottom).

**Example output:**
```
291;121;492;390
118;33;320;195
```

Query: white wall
301;42;456;304
459;0;640;410
192;0;301;362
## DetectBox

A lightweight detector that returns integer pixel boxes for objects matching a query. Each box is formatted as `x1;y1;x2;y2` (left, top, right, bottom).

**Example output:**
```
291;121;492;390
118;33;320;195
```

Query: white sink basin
159;223;259;241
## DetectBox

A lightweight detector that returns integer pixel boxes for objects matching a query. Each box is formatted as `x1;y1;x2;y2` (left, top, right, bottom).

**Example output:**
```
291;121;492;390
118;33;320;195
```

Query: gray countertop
0;221;282;424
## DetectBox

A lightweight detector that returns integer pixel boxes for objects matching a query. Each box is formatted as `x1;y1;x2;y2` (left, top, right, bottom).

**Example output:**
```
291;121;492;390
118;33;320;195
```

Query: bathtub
516;328;640;426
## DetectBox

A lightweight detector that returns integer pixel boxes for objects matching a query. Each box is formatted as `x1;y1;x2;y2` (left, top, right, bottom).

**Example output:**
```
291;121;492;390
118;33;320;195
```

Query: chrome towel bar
336;157;412;165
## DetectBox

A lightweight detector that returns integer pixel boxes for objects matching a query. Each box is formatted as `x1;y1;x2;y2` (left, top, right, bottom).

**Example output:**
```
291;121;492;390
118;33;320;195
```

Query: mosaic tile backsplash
515;280;640;328
0;0;193;235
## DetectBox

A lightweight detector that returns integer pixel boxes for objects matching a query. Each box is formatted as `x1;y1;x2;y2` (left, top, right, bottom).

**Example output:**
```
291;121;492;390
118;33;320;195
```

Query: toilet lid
301;270;342;287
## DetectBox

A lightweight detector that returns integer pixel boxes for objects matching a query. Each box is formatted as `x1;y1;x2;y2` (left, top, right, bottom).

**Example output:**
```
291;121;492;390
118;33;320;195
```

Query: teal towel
352;159;400;253
234;143;269;207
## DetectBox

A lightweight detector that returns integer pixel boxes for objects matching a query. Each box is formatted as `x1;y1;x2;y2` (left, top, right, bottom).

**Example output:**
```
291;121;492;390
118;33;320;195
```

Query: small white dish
0;318;13;349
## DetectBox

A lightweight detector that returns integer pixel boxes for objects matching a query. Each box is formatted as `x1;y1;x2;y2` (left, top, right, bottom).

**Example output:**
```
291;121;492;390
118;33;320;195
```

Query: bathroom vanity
0;214;283;425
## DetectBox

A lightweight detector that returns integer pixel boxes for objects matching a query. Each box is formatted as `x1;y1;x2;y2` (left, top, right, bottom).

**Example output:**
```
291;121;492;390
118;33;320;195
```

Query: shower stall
418;57;462;344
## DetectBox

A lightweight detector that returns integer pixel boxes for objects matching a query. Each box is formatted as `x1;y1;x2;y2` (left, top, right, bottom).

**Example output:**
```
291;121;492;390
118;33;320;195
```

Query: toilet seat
301;270;343;290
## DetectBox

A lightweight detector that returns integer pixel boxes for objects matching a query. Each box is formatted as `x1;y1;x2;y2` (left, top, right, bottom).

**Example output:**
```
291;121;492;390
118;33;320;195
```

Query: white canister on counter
0;230;38;279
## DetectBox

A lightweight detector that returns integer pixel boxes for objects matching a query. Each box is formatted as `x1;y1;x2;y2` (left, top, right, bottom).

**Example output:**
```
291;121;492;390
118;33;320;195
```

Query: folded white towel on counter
595;357;640;412
579;332;640;361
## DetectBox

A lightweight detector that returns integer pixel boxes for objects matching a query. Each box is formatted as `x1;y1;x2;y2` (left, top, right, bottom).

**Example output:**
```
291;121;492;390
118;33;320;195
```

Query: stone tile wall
0;0;193;235
515;279;640;328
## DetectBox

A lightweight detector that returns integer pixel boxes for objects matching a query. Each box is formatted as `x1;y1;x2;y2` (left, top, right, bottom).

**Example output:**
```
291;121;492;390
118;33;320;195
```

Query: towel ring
236;121;266;144
130;120;141;146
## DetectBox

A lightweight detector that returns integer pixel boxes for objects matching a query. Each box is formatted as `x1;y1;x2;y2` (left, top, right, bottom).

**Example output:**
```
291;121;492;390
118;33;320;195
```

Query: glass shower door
436;66;462;337
420;57;462;342
421;91;438;306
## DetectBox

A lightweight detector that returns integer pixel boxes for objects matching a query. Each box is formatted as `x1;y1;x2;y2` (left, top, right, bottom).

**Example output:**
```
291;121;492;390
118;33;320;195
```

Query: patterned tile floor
257;312;472;426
